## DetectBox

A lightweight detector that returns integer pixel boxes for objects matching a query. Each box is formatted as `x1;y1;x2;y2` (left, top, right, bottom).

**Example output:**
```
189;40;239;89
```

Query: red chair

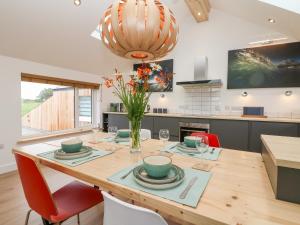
191;132;221;148
14;152;103;225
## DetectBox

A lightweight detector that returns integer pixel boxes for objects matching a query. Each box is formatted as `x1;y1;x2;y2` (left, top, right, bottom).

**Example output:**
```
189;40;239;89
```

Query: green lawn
21;100;41;116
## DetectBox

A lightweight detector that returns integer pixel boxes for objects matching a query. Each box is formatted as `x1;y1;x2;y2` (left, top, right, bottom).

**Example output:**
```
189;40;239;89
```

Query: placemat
108;165;212;208
38;148;112;167
162;143;222;161
92;137;130;145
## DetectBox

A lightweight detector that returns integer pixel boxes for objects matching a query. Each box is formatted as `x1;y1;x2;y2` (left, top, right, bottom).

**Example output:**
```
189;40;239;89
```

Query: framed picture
133;59;174;92
227;42;300;89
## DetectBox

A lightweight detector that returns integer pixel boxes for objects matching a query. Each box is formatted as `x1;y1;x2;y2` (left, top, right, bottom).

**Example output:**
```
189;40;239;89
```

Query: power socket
0;144;4;149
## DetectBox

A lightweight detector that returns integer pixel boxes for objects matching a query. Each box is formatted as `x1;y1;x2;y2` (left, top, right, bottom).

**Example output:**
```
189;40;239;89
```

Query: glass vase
129;120;141;153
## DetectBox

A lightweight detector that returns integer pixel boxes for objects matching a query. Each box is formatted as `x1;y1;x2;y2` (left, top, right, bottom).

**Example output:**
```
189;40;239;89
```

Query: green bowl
117;129;131;138
61;138;83;153
143;155;172;178
184;136;198;148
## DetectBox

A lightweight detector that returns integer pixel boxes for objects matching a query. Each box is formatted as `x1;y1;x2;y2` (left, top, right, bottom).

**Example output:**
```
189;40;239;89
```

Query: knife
120;168;134;180
179;176;198;199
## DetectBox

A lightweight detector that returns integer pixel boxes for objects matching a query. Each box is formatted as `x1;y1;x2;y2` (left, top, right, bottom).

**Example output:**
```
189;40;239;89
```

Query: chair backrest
102;191;168;225
14;153;58;221
140;129;152;140
191;132;221;148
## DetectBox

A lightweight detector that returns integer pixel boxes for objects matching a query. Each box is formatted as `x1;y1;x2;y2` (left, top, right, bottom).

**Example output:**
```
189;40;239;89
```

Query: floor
0;167;181;225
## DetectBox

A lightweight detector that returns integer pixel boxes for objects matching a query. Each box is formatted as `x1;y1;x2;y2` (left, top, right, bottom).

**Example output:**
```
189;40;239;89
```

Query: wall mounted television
227;42;300;89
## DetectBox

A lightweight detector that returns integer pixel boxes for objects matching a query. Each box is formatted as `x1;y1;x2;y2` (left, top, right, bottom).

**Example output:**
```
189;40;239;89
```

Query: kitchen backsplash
180;87;221;115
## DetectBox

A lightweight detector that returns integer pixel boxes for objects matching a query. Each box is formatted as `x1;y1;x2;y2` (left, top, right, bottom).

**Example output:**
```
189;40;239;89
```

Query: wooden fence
22;89;75;131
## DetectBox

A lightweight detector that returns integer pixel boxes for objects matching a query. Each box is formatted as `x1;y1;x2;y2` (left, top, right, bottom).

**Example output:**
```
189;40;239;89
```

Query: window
21;73;99;137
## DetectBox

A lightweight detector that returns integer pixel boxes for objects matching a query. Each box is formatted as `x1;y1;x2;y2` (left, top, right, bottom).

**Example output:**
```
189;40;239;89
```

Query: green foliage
21;100;41;116
37;88;53;102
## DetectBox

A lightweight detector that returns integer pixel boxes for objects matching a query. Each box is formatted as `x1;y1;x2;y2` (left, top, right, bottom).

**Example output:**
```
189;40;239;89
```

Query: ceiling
0;0;299;75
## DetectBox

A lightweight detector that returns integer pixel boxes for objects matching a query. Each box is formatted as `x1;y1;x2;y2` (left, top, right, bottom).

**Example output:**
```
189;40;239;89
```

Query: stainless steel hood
176;56;222;87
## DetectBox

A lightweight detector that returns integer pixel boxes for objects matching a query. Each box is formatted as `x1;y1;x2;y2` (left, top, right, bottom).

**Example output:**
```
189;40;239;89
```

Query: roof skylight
91;25;101;40
259;0;300;15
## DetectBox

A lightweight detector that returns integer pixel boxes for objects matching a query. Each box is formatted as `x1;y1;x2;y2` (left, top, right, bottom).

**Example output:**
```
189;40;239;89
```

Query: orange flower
104;78;114;88
143;82;150;91
127;78;135;88
116;74;123;81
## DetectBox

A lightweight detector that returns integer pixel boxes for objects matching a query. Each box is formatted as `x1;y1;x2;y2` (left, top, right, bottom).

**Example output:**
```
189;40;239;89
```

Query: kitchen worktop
261;135;300;169
103;111;300;124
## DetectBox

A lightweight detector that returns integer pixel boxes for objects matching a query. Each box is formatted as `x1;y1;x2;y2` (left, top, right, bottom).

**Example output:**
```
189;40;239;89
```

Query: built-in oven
179;122;210;142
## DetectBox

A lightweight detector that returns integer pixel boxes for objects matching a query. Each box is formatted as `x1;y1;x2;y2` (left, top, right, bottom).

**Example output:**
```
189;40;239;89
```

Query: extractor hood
176;56;222;87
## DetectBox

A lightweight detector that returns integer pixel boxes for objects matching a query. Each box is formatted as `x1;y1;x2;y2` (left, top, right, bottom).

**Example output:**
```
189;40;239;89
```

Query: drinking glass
159;129;170;143
108;126;118;138
194;136;209;154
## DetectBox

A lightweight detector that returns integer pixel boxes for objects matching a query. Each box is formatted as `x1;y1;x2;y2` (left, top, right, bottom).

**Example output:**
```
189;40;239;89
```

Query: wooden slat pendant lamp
99;0;179;60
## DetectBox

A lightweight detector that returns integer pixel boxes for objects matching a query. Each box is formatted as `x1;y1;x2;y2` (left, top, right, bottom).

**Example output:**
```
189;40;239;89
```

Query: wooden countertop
13;132;300;225
261;135;300;169
103;112;300;124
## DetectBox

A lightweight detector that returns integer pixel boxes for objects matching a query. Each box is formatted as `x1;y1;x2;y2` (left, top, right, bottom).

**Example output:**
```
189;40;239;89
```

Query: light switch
0;144;4;149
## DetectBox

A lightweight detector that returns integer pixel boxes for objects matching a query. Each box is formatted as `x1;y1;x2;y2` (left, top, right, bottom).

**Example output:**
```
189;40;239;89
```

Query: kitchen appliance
176;56;222;87
179;122;210;142
242;107;267;118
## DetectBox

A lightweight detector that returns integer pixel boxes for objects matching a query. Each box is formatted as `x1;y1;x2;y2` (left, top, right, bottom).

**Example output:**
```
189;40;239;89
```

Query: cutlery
179;176;198;199
71;155;99;164
121;169;133;180
210;148;215;154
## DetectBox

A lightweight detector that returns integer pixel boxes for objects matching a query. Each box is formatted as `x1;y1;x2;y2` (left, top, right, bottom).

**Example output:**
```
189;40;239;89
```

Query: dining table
13;131;300;225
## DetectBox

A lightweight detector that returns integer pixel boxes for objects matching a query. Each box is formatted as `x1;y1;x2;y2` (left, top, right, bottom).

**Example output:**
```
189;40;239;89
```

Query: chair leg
77;214;80;225
42;218;52;225
24;209;32;225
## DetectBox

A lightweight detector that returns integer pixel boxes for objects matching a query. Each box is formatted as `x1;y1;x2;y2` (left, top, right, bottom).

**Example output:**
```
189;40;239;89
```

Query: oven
179;122;210;142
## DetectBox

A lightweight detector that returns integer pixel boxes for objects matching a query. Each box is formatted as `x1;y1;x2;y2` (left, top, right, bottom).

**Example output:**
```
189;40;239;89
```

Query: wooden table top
13;132;300;225
261;135;300;169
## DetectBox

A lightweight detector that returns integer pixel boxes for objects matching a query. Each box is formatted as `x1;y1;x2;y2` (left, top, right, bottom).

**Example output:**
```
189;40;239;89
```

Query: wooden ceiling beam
185;0;211;23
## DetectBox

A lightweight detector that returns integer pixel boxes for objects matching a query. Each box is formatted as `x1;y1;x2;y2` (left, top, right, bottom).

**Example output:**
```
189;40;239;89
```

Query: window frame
21;74;100;139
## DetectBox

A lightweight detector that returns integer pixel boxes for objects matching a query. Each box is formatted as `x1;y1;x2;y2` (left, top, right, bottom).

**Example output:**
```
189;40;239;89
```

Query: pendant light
99;0;179;60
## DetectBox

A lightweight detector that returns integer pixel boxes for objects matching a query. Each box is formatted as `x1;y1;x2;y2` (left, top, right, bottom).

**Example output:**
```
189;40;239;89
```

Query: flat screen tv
227;42;300;89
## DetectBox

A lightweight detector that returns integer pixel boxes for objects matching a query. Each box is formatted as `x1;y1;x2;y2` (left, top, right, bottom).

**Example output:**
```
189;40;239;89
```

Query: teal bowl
184;136;198;148
143;155;172;178
117;129;131;138
61;138;83;153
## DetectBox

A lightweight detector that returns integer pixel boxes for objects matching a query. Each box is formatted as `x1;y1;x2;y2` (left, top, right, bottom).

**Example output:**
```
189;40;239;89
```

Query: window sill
18;128;93;144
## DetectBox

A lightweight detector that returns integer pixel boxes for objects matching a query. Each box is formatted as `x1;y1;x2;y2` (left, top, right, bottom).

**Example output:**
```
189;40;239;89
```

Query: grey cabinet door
210;120;249;151
249;122;298;153
153;117;179;137
108;114;129;129
141;116;154;131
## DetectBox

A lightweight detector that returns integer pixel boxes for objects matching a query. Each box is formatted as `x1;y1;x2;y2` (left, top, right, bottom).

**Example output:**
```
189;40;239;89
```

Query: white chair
140;129;152;140
102;191;168;225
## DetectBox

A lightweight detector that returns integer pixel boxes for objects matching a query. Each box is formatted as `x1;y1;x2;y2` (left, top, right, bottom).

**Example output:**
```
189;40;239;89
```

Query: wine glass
159;129;170;144
108;126;118;138
194;136;209;154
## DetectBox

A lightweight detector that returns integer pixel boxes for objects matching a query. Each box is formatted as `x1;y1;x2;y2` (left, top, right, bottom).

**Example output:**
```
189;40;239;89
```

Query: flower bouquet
103;65;152;152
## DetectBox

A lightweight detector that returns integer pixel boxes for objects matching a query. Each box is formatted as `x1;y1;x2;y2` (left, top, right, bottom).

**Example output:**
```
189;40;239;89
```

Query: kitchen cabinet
108;114;129;129
249;122;298;153
153;117;179;137
141;116;154;131
210;120;249;151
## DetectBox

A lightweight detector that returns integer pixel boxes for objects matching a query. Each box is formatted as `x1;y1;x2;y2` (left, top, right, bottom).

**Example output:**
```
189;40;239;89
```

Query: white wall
0;55;130;174
103;9;300;117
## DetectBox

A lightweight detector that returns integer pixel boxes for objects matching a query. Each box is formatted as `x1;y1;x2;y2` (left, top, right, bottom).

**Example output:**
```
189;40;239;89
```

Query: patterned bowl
117;129;131;138
184;136;198;148
61;138;83;153
143;155;172;178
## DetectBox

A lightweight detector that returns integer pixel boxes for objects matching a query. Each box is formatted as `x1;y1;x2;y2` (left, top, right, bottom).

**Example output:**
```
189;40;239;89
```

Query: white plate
134;165;180;184
176;143;201;154
54;147;93;160
133;166;185;190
